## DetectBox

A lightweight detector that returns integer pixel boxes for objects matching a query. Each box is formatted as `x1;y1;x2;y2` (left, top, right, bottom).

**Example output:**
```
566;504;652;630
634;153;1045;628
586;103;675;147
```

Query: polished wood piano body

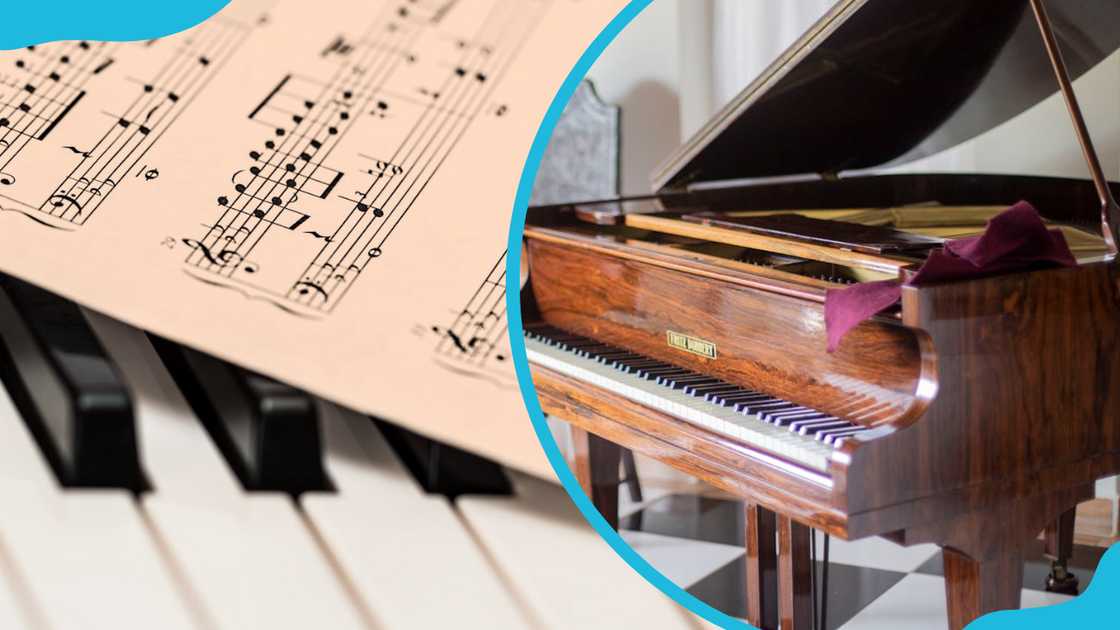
522;0;1120;627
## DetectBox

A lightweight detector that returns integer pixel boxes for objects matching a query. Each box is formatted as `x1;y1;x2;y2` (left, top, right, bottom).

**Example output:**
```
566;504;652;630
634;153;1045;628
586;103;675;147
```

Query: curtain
711;0;833;111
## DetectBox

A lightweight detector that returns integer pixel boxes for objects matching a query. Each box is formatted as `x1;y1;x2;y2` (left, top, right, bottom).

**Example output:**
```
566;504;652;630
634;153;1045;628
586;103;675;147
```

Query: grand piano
521;1;1120;628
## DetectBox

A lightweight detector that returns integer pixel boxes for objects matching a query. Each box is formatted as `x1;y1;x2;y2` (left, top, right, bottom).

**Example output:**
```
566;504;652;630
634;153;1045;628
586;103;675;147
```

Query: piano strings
38;19;250;225
180;0;549;317
0;41;116;187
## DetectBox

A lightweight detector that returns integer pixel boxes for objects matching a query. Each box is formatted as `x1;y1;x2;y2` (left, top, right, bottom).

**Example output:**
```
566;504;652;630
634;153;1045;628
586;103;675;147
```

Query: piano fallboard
525;228;929;428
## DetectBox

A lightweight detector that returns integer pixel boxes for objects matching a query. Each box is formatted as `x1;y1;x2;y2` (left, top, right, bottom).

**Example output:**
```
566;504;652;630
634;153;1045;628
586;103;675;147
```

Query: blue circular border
504;2;749;627
503;6;1120;629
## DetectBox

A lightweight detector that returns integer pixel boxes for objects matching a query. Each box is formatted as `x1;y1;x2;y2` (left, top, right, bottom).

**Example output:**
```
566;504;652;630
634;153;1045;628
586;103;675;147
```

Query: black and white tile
619;494;1099;629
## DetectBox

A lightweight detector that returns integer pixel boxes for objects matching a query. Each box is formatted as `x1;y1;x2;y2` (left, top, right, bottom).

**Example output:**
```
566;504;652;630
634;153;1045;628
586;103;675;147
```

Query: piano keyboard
525;325;873;485
0;277;707;630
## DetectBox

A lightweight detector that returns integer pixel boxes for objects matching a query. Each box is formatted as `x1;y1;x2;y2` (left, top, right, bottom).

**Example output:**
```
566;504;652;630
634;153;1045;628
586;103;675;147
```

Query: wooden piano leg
571;427;622;530
777;515;813;630
745;505;778;630
943;548;1023;630
1043;507;1079;594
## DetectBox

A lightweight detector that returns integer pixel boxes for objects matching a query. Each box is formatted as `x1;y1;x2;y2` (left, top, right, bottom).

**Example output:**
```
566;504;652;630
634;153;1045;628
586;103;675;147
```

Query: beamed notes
0;0;626;477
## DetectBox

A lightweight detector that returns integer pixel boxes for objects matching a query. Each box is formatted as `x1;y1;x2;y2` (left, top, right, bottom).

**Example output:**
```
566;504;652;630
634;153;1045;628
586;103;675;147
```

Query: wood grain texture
778;516;812;630
746;505;779;630
625;213;913;274
845;262;1120;515
943;548;1023;630
571;426;621;530
526;235;928;427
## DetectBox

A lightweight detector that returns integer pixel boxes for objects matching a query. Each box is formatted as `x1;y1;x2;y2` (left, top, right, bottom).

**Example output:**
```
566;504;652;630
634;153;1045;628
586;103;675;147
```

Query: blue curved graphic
969;543;1119;629
503;2;1115;629
504;1;747;628
0;0;229;50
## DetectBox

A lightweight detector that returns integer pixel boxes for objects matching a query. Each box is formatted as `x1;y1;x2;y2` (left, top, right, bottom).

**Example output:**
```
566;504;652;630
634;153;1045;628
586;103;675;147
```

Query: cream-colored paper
0;0;624;477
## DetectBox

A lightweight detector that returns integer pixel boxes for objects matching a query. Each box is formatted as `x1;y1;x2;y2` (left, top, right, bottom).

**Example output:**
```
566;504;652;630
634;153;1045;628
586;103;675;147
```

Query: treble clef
181;238;256;271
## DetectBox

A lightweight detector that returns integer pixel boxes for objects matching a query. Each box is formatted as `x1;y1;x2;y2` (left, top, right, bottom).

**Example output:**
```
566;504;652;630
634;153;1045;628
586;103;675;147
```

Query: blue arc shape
0;1;230;50
504;1;747;627
503;2;1118;628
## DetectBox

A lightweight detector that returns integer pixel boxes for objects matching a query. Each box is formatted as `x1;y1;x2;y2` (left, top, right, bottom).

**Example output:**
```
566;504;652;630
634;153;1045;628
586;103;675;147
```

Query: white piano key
525;337;835;483
0;350;197;630
83;311;368;630
457;474;712;630
0;567;32;630
301;403;531;629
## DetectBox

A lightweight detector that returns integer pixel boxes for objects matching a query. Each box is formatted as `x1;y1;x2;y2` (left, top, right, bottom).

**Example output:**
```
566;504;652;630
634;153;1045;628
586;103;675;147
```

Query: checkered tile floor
618;493;1104;629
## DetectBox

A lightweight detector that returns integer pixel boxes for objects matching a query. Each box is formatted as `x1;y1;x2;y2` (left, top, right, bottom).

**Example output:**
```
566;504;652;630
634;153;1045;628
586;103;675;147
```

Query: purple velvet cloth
824;201;1077;352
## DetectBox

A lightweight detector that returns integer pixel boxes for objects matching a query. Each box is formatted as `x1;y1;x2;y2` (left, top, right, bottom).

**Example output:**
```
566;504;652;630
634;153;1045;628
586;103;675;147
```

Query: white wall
586;0;686;195
892;52;1120;179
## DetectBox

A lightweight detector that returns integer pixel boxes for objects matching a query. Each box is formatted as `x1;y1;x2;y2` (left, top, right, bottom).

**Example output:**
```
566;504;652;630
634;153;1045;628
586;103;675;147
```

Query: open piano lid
652;0;1120;192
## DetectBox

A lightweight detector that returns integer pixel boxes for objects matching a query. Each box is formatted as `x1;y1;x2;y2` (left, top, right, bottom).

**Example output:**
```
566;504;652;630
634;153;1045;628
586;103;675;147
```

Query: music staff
38;20;250;225
288;0;547;313
434;250;509;368
0;41;116;187
178;0;551;320
184;1;430;287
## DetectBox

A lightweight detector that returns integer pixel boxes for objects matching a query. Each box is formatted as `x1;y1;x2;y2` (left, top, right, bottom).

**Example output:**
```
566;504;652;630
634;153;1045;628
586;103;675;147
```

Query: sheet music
0;0;624;477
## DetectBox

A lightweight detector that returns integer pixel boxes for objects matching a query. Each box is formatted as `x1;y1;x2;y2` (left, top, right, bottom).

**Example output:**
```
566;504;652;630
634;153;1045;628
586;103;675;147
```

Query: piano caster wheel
1045;564;1079;596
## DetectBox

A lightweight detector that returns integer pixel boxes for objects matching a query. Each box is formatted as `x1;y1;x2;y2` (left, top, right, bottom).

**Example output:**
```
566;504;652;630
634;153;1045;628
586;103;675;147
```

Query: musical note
293;280;330;300
47;194;83;213
432;252;509;368
32;22;248;226
92;58;116;74
177;0;552;317
321;36;355;58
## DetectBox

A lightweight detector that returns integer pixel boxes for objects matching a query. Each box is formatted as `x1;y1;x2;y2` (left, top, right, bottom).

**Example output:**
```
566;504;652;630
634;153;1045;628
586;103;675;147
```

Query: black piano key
786;416;832;432
707;391;764;406
684;383;741;397
595;350;640;364
817;426;867;445
150;337;330;493
557;338;601;351
614;359;665;373
0;277;146;490
779;412;833;425
655;372;706;386
607;353;649;365
636;366;687;379
374;419;512;499
794;419;850;436
572;344;609;359
761;408;820;425
0;283;144;489
734;399;787;414
664;376;718;391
